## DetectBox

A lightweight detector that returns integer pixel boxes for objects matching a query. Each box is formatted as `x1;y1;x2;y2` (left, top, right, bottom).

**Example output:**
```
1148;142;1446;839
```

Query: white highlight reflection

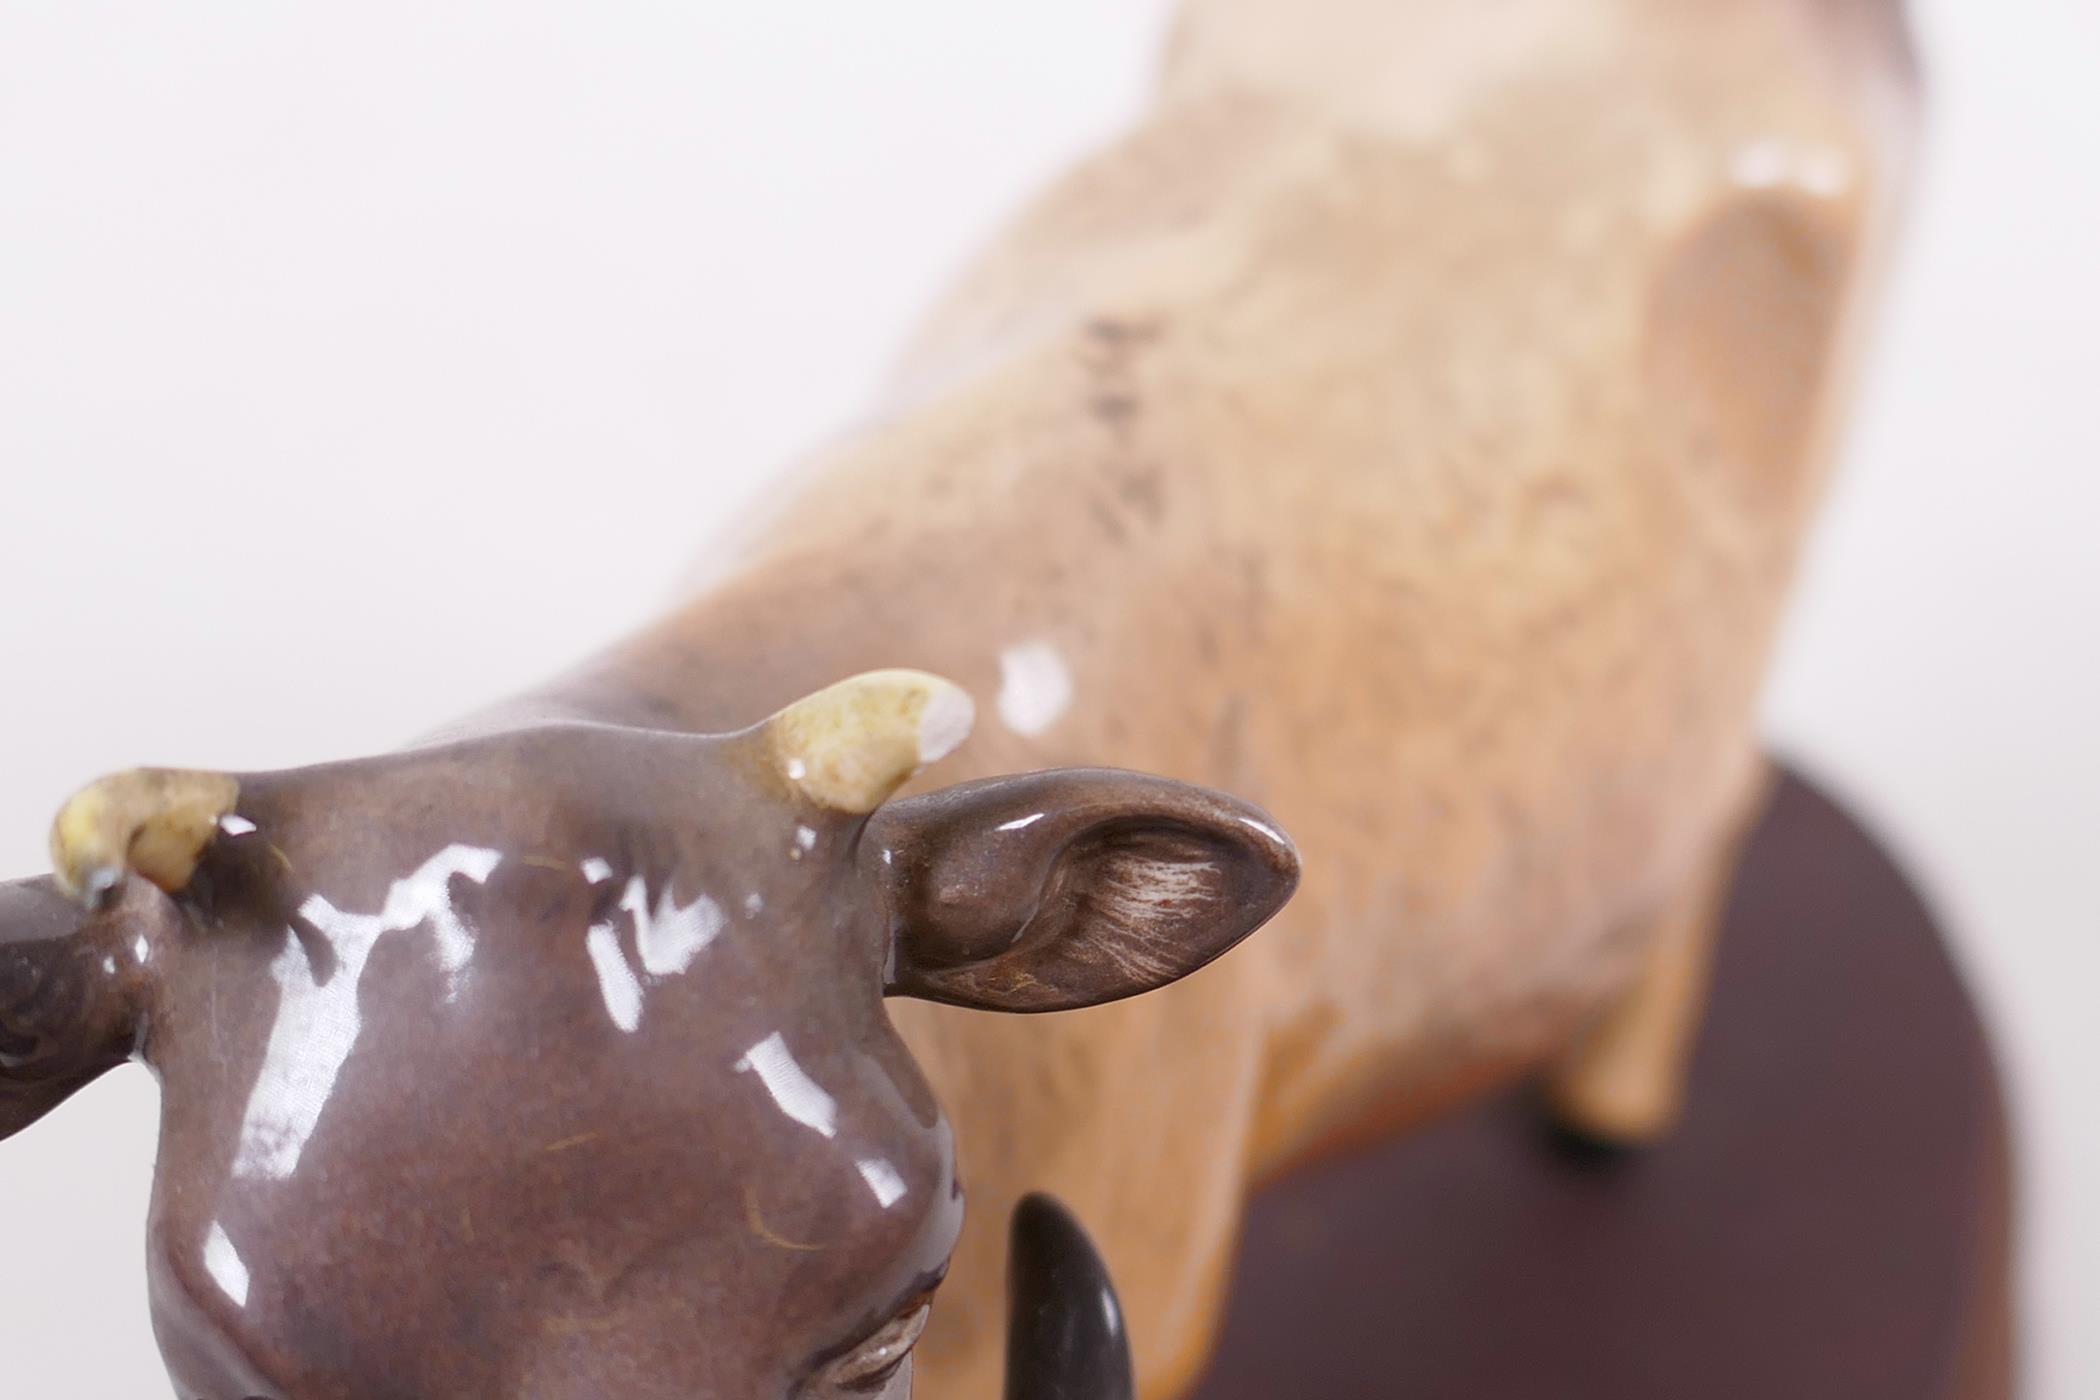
231;844;501;1181
1730;139;1852;199
856;1156;907;1209
585;923;644;1033
734;1032;838;1138
630;878;726;978
1239;816;1286;846
997;640;1073;736
203;1221;250;1308
582;874;727;1030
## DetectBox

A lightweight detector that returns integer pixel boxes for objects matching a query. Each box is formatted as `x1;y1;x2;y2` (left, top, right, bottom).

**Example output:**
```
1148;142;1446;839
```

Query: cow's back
672;0;1915;1168
523;3;1918;1395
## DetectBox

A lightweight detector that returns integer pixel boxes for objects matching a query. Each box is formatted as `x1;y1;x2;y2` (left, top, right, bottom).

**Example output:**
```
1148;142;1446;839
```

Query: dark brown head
3;671;1296;1399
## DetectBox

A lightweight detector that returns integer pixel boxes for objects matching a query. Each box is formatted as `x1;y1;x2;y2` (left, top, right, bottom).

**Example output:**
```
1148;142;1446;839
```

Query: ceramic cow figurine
0;0;1918;1395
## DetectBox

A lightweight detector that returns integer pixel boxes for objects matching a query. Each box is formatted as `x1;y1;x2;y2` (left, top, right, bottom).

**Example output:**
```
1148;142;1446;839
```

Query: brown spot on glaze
1091;391;1141;428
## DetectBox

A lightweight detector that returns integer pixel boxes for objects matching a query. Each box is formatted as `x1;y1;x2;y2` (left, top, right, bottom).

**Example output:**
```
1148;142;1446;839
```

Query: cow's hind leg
1545;769;1772;1146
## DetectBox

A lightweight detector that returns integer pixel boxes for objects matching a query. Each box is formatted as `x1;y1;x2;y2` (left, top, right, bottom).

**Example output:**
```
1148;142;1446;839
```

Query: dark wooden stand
1187;770;2013;1400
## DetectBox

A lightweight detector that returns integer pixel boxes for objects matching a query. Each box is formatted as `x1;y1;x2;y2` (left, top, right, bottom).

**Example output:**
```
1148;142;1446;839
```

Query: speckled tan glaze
500;2;1918;1394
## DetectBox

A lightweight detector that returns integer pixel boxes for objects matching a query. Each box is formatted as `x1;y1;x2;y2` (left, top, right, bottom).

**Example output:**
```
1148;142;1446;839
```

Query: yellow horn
50;768;241;907
762;670;975;814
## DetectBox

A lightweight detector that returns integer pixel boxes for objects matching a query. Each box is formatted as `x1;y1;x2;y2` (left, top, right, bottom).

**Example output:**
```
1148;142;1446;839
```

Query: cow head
1;671;1295;1398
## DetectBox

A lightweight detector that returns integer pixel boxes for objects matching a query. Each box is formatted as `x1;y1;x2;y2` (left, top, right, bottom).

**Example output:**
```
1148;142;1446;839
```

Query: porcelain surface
2;0;1920;1394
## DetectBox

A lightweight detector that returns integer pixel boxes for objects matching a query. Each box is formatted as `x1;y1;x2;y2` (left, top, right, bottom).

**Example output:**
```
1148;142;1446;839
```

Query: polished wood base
1187;770;2013;1400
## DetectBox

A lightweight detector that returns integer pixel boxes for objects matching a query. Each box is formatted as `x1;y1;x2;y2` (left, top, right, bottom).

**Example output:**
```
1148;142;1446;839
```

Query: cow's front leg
1545;767;1773;1145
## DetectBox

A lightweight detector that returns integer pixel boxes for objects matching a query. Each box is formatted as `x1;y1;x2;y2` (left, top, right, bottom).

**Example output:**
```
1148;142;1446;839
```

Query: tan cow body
477;1;1920;1394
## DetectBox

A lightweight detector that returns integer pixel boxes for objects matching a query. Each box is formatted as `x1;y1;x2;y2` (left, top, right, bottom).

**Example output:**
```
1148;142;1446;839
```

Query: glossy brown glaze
4;712;1292;1398
4;0;1917;1395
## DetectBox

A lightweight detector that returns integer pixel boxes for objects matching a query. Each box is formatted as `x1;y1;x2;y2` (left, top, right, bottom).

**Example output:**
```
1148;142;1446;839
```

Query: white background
0;3;2092;1395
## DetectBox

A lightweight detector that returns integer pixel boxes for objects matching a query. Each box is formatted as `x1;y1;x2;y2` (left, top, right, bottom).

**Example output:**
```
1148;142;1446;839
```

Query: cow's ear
0;877;147;1142
864;769;1297;1012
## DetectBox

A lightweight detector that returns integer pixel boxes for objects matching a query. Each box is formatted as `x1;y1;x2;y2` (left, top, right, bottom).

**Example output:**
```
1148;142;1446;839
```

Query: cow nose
1003;1194;1135;1400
